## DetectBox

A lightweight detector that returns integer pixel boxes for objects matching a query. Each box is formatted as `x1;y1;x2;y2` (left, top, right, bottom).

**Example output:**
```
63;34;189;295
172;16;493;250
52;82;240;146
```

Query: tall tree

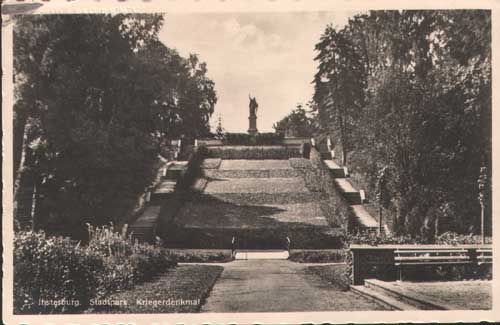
13;15;217;237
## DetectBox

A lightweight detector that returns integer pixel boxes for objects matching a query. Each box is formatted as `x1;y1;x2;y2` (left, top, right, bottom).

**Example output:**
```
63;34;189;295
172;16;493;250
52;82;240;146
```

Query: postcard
2;0;499;324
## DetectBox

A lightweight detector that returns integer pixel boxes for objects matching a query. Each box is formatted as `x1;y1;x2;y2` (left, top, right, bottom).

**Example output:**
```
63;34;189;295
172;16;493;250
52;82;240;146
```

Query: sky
159;11;356;133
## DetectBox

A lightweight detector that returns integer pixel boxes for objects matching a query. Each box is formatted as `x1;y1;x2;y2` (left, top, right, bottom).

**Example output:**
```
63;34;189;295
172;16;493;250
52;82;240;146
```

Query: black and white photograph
1;0;497;323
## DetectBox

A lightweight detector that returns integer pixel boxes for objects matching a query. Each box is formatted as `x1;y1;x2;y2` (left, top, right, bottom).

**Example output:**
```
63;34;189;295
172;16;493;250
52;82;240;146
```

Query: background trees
273;103;317;138
312;10;491;238
13;14;217;237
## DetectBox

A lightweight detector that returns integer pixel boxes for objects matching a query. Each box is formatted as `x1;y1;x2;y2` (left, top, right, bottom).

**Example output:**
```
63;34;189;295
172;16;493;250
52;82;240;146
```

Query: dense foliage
273;104;317;137
13;15;216;237
14;226;176;314
222;132;284;145
313;10;492;238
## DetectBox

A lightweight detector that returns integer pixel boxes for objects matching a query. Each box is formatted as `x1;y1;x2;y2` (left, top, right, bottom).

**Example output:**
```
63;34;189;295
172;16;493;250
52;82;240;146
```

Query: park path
201;260;386;312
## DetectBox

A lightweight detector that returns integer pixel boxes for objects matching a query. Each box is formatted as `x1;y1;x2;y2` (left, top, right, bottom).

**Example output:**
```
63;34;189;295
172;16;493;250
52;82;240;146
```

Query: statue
248;94;258;135
249;95;258;116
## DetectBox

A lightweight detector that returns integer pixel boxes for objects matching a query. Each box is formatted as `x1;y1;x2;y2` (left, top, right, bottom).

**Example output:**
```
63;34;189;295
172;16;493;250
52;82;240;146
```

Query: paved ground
201;260;386;312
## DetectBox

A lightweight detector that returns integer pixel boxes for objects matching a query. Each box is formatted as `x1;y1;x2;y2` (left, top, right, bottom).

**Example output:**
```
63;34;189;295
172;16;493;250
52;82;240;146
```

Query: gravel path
201;260;386;312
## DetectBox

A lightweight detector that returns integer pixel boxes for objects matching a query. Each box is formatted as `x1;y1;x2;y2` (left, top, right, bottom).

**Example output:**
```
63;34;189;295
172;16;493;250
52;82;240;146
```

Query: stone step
335;179;365;204
207;192;321;205
163;161;188;180
350;284;418;310
323;160;348;178
364;279;456;310
234;250;289;260
164;168;184;180
154;180;176;194
351;205;379;227
205;168;299;179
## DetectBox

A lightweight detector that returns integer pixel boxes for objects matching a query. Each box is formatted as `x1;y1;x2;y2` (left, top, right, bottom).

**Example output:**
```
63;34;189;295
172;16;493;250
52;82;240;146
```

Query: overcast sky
159;11;356;132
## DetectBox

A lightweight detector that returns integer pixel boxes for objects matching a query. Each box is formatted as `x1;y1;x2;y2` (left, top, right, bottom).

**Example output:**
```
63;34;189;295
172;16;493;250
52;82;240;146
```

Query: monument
248;94;258;135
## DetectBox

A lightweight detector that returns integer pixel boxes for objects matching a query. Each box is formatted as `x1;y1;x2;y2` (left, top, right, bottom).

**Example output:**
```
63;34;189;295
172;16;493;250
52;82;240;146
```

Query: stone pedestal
248;115;258;135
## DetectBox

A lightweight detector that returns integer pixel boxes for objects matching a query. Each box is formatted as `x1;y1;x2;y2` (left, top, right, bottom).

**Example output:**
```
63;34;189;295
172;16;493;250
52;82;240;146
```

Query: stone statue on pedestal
248;95;258;135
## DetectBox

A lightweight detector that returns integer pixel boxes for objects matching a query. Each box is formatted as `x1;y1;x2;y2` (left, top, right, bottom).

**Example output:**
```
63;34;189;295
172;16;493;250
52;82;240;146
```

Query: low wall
350;244;493;285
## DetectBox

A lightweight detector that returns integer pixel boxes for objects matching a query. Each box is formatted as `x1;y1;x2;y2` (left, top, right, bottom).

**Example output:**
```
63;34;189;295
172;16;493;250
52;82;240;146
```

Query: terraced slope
163;158;343;249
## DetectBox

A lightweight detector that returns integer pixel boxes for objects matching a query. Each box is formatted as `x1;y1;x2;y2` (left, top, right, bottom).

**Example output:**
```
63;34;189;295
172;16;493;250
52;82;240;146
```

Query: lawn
92;265;223;313
289;249;346;263
306;264;351;291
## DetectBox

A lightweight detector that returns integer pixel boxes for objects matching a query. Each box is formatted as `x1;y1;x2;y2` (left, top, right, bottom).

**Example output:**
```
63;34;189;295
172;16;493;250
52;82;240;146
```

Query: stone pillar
248;115;258;135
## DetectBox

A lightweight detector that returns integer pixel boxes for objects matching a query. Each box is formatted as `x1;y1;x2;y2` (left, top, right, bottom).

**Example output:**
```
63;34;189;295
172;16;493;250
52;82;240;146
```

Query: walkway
201;260;386;312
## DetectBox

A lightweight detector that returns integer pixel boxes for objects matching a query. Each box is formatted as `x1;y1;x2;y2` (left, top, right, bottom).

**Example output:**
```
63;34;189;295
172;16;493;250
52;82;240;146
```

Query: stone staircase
315;138;382;234
166;157;341;249
129;160;187;242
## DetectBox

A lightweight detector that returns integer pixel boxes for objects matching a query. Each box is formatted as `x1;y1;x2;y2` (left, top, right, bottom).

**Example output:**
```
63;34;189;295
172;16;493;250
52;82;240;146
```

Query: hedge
14;226;176;314
207;146;301;160
294;147;353;229
222;132;284;145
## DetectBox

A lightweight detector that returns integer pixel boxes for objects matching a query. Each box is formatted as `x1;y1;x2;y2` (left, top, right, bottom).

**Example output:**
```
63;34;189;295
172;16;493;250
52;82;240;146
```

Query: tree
273;103;316;137
215;115;225;139
312;10;491;238
13;14;217;237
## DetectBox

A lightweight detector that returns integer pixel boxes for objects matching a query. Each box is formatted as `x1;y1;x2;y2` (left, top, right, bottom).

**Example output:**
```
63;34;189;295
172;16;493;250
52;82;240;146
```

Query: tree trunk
30;182;38;230
13;121;30;221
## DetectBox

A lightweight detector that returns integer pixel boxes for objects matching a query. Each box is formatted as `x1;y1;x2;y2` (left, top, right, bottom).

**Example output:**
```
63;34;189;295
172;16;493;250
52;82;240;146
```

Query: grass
92;265;223;313
289;157;312;169
289;249;346;263
306;264;351;291
167;249;233;263
204;177;309;194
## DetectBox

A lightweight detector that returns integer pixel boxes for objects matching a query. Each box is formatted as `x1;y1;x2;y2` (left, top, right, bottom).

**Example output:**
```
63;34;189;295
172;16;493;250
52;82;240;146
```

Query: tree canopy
312;10;491;238
13;14;217;237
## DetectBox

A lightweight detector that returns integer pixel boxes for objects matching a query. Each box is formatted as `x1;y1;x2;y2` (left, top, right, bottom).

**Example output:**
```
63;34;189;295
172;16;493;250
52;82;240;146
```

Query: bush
223;132;284;145
166;249;234;263
14;231;102;314
289;249;345;263
296;147;353;229
207;146;301;159
176;145;208;193
14;226;176;314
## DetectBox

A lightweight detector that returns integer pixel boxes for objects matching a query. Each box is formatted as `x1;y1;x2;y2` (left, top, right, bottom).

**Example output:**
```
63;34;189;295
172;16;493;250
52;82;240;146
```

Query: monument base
248;116;258;136
248;128;258;136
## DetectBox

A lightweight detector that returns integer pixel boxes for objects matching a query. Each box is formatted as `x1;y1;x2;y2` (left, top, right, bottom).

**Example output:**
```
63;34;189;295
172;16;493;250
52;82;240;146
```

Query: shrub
295;147;353;229
223;132;284;145
207;146;301;159
167;249;234;263
176;145;208;192
289;249;345;263
14;231;103;314
14;226;176;314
